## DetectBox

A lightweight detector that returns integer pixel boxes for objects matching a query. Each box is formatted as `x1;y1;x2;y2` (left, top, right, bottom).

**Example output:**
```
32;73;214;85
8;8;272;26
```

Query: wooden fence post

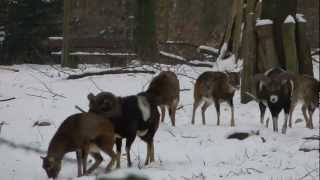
62;0;77;68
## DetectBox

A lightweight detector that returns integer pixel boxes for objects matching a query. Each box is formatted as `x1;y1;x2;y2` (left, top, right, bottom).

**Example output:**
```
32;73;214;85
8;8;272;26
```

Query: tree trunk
134;0;158;62
282;16;299;73
256;20;279;73
254;0;262;19
241;12;256;104
295;14;313;76
218;0;238;60
0;2;10;65
261;0;298;69
62;0;77;68
231;0;243;62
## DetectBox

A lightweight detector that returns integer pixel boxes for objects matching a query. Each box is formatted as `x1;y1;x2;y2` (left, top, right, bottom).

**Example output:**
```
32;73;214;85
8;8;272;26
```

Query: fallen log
0;67;19;72
159;51;212;68
67;69;156;80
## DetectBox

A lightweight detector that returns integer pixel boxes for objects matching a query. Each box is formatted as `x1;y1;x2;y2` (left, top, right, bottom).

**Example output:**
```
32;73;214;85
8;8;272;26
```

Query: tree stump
295;14;314;76
256;19;279;73
282;15;299;73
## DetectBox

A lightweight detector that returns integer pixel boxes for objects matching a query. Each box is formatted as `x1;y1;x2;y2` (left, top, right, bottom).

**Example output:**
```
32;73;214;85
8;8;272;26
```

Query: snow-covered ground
0;58;319;180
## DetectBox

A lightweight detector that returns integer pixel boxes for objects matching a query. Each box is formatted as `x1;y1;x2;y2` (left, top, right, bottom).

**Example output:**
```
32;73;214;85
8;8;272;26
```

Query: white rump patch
270;95;279;104
137;129;149;137
137;96;151;121
89;144;100;153
262;100;268;106
203;97;213;104
115;133;122;139
227;84;236;93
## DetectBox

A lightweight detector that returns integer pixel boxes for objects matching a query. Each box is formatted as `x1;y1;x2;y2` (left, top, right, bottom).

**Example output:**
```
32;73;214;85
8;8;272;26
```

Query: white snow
284;15;296;24
256;19;273;26
198;45;219;54
165;40;185;44
296;14;307;23
48;36;63;40
0;31;5;42
159;51;186;61
217;43;228;61
51;51;136;56
0;58;319;180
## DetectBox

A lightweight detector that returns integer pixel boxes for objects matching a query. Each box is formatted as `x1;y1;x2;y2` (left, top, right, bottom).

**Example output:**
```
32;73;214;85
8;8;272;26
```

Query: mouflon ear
87;93;95;101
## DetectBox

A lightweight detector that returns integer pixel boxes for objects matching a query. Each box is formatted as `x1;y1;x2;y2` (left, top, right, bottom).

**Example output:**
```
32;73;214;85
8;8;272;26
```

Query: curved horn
253;73;271;83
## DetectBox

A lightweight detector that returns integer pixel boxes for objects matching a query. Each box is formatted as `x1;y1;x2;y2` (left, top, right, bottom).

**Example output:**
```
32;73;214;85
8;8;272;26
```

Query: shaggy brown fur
147;71;180;126
42;112;116;179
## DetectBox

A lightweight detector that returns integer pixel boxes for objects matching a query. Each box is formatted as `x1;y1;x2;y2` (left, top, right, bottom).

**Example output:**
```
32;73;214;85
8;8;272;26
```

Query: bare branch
176;73;197;81
29;73;67;99
67;69;155;80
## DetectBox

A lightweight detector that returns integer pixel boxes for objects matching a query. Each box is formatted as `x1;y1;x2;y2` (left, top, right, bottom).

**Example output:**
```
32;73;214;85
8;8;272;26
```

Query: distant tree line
0;0;318;65
0;0;62;64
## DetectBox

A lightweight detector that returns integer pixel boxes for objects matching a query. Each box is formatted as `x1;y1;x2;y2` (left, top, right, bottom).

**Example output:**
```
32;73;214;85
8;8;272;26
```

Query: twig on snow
32;121;51;127
26;93;48;99
303;135;320;141
166;129;176;137
181;135;198;139
29;73;67;99
246;168;263;174
28;65;52;78
0;97;16;102
89;78;103;92
176;72;197;81
298;168;319;180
